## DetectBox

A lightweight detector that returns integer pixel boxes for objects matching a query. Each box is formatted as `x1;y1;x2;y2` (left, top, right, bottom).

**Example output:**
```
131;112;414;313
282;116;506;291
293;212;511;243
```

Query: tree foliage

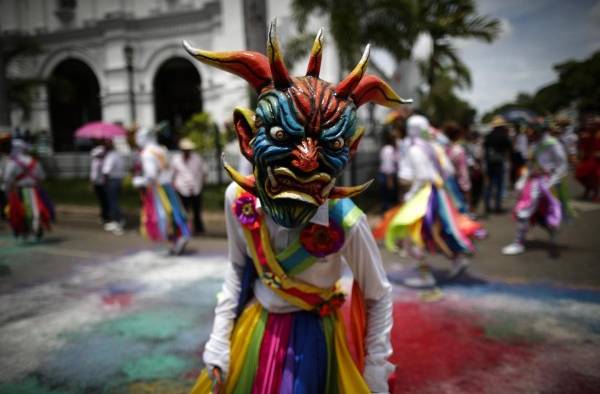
483;51;600;120
421;72;477;127
180;112;232;153
291;0;499;126
291;0;415;72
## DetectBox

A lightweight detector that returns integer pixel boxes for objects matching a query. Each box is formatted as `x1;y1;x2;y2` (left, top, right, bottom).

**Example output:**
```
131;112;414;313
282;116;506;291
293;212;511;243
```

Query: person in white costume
133;127;190;255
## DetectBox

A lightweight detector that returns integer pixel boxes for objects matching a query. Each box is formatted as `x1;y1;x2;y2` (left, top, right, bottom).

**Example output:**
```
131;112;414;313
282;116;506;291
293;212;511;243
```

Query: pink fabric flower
234;192;260;229
300;220;345;257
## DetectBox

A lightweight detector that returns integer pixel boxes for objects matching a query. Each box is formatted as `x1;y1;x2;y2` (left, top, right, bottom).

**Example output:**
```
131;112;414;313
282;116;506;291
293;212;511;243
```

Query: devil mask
184;20;410;228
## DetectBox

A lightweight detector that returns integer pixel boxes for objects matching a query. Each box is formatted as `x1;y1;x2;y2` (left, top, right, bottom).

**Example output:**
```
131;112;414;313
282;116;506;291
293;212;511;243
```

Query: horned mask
184;20;410;227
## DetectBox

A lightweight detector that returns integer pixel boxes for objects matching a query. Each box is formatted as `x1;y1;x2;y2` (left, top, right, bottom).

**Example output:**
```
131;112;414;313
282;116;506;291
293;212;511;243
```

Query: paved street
0;194;600;393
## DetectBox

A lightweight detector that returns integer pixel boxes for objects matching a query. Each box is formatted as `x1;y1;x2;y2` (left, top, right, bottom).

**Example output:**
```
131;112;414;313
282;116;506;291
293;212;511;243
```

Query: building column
30;83;52;153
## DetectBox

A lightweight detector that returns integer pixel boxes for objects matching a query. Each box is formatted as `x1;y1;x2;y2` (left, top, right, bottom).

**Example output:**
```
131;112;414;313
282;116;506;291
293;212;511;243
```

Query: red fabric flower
317;292;346;316
233;192;260;229
300;220;345;257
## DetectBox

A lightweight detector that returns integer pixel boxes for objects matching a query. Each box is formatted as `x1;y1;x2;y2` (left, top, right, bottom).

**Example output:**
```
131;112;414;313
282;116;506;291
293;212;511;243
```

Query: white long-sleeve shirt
132;143;173;187
171;151;208;196
531;134;567;187
3;154;45;189
90;146;105;185
379;145;397;175
102;149;127;179
399;140;443;201
203;182;393;393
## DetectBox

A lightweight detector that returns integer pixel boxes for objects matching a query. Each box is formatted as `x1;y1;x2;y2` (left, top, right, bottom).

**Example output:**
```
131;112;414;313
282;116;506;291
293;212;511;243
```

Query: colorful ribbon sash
235;189;363;315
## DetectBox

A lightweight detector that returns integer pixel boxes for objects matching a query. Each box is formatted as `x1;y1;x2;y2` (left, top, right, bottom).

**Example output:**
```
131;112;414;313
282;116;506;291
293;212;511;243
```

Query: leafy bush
180;112;230;152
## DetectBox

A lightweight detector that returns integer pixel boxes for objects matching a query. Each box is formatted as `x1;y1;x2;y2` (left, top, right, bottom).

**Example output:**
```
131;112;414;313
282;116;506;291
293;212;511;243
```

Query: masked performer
185;20;411;394
3;138;54;239
502;122;567;256
381;115;476;288
132;127;190;255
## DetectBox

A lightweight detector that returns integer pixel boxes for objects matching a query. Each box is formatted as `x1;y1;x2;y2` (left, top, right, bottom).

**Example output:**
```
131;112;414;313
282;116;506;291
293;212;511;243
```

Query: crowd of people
375;110;599;287
0;127;209;255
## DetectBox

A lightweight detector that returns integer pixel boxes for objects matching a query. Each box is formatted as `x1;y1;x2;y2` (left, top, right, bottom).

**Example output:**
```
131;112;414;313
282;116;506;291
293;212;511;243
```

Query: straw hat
179;137;197;150
555;115;570;126
489;115;508;128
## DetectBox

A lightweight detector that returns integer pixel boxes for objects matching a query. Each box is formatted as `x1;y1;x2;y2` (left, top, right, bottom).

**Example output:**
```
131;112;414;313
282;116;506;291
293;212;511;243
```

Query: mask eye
329;137;345;150
269;126;288;142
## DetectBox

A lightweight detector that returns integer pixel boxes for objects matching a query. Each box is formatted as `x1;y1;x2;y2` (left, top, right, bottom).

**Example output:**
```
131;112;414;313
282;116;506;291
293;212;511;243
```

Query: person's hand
132;176;146;190
209;366;223;394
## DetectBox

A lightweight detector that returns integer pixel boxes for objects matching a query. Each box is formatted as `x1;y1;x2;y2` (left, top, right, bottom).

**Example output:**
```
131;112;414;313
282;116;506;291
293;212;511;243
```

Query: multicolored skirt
140;183;190;241
514;176;562;229
445;176;468;213
191;282;370;394
381;184;477;256
6;186;54;237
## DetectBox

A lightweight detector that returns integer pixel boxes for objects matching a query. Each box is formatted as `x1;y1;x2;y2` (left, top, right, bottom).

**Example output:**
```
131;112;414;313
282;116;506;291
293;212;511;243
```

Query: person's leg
484;171;493;213
193;193;204;234
104;179;123;234
112;179;122;224
449;253;471;277
494;167;505;211
472;177;483;213
95;184;110;223
0;190;6;220
178;192;194;233
378;173;389;213
403;243;436;288
503;178;540;255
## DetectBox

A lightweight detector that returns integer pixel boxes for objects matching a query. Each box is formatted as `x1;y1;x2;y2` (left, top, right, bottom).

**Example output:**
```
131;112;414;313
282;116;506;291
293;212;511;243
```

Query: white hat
406;114;431;139
178;137;197;150
135;127;156;148
11;138;30;154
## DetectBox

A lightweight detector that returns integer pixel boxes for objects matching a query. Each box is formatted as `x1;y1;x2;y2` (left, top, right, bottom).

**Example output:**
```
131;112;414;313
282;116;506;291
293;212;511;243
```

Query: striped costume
191;184;393;393
4;154;54;238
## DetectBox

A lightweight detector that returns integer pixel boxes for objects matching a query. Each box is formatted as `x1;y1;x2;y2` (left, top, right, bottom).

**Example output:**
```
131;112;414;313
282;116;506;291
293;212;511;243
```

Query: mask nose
291;137;319;173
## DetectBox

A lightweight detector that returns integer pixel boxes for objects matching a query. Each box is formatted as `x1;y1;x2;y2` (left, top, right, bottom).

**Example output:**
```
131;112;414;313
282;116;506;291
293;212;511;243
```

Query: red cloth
7;191;26;234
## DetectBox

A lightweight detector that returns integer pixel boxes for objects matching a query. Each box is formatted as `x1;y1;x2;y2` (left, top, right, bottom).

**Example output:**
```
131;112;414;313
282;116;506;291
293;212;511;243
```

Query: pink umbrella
75;121;127;139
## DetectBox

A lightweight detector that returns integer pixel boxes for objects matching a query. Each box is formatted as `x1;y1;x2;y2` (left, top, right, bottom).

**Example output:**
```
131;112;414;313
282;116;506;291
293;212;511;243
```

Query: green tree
180;112;227;153
421;72;477;127
291;0;497;127
292;0;415;73
483;50;600;120
417;0;501;89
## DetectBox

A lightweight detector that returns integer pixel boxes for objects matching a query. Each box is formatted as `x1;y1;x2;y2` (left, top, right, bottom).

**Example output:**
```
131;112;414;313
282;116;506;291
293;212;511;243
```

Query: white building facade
0;0;357;153
1;0;418;184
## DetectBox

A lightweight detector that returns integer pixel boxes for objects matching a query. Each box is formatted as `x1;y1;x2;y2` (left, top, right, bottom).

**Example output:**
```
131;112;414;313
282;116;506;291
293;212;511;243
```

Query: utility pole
0;38;11;130
242;0;267;107
124;44;136;125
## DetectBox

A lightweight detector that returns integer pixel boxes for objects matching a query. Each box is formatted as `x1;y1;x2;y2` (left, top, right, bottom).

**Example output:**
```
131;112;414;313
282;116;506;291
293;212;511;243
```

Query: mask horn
305;28;324;78
335;44;370;98
351;75;413;108
183;40;272;92
267;19;292;89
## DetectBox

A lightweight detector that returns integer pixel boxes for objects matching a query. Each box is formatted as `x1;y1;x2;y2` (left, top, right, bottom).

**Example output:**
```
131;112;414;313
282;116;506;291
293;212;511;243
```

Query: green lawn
44;178;380;214
44;178;228;212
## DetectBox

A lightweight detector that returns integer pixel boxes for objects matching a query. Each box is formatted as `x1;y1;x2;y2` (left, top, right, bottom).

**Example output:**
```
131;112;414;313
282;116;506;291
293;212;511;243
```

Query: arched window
48;58;101;152
153;57;202;146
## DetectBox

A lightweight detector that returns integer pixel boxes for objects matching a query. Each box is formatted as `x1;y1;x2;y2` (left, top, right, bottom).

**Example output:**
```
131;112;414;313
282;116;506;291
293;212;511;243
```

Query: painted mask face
184;20;410;227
